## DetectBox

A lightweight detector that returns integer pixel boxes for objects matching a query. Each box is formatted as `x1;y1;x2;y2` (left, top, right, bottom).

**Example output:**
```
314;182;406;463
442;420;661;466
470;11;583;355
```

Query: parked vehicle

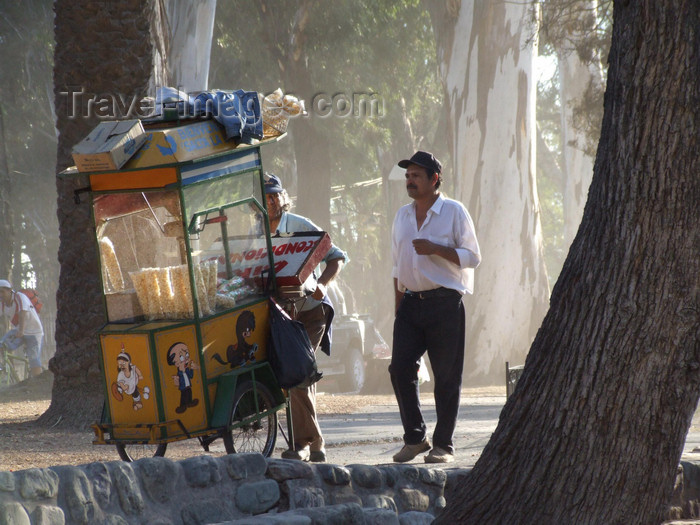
315;283;392;393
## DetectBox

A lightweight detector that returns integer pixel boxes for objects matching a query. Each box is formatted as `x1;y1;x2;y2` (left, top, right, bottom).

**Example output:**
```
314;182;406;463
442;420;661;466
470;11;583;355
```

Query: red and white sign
203;232;331;286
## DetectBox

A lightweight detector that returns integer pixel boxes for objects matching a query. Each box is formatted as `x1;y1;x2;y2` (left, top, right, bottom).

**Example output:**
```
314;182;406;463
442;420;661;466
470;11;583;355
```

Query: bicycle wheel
223;380;277;457
8;354;28;383
0;353;22;386
115;443;167;462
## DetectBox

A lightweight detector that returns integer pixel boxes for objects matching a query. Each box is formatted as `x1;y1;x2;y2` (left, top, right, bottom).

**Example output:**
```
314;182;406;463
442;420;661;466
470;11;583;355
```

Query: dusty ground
0;372;505;472
5;373;700;473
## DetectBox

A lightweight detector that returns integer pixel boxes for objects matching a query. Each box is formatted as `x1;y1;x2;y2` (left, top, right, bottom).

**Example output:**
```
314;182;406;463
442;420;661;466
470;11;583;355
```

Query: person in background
389;151;481;464
263;173;348;463
0;280;44;377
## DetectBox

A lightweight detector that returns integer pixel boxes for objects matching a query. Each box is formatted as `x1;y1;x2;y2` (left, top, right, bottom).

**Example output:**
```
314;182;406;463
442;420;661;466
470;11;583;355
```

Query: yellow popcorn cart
63;115;314;461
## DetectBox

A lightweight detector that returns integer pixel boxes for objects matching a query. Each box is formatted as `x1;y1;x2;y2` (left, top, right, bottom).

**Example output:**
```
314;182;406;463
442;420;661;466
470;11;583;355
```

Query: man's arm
411;205;481;269
312;257;344;300
411;239;461;266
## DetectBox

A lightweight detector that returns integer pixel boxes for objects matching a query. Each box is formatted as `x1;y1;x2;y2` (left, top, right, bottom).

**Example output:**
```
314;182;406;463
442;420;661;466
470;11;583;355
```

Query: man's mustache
407;184;417;189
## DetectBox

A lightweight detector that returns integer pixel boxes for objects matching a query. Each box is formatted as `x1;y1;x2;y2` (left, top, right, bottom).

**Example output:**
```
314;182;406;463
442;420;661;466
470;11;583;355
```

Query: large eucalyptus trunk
557;0;604;246
0;109;13;280
164;0;217;92
43;0;169;427
437;1;700;522
426;0;550;381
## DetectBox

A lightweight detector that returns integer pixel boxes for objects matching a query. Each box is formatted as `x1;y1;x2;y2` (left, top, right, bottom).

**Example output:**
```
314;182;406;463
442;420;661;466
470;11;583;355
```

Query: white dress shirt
391;193;481;295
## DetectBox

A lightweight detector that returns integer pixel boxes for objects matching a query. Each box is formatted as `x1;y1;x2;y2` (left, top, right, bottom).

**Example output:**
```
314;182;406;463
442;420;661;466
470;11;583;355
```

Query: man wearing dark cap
263;173;347;463
390;151;481;464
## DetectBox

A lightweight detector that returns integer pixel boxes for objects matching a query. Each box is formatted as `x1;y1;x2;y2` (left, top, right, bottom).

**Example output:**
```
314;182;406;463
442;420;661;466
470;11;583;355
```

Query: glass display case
94;171;271;324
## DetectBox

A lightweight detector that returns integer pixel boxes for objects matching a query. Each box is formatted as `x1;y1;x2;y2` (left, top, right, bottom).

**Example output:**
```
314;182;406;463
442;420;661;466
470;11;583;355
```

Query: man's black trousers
389;289;465;454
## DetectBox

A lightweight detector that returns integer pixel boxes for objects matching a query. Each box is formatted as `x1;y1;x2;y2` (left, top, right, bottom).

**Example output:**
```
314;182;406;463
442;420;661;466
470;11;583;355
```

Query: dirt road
0;372;505;471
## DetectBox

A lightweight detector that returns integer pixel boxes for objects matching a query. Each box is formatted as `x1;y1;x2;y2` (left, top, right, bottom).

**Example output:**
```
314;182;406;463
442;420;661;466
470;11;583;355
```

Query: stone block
109;461;145;516
396;488;429;513
181;455;222;487
294;502;365;525
51;466;96;525
418;467;446;487
0;472;15;492
223;453;268;480
0;501;30;525
135;457;179;504
215;512;312;524
236;479;280;514
180;497;237;524
101;514;131;525
266;459;314;482
288;485;324;509
84;462;112;508
327;490;362;507
434;495;446;511
383;465;419;486
315;464;351;486
30;504;65;525
17;468;59;500
363;507;400;525
362;493;397;513
350;465;383;489
398;510;434;524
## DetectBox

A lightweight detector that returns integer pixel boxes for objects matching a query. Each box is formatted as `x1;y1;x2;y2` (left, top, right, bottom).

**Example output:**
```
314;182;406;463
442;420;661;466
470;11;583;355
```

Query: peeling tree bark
164;0;217;92
437;1;700;522
426;0;550;381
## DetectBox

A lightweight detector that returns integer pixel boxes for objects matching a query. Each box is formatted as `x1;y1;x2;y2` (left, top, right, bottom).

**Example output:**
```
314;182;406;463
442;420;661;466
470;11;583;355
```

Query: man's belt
403;287;460;299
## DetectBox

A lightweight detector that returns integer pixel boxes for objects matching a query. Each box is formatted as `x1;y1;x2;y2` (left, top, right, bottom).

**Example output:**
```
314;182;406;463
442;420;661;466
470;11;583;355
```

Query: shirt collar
413;192;445;215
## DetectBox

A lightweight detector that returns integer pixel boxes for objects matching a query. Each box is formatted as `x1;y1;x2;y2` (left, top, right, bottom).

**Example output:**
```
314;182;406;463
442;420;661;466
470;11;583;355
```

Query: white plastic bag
417;356;431;385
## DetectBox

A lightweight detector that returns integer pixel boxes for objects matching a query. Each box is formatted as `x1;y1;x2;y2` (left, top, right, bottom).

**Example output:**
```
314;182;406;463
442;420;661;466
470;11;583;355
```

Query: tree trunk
437;2;700;523
0;107;13;280
164;0;217;92
426;0;550;382
556;0;604;246
43;0;169;427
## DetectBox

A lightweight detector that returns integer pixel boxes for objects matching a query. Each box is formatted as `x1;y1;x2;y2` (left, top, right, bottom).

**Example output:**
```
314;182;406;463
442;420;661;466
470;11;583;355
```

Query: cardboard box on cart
72;120;146;172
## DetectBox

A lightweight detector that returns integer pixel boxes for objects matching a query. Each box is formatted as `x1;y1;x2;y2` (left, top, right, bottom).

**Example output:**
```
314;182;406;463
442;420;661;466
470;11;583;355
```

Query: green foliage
536;63;566;286
210;0;443;334
536;0;612;285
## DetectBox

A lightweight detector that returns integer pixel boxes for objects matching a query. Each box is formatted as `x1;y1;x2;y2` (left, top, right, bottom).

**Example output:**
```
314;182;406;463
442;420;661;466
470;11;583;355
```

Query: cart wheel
115;443;167;462
223;380;277;457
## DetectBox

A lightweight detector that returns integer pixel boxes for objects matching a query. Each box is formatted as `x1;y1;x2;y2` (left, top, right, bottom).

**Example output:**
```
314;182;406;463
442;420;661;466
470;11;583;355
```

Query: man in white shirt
0;280;44;377
390;151;481;464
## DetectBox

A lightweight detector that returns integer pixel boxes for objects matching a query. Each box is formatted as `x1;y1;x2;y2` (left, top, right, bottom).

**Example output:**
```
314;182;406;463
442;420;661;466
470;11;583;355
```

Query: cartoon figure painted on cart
167;341;200;414
211;310;258;369
111;347;150;411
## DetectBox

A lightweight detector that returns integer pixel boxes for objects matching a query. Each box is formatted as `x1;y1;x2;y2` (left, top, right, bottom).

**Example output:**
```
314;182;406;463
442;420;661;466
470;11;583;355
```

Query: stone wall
0;454;457;524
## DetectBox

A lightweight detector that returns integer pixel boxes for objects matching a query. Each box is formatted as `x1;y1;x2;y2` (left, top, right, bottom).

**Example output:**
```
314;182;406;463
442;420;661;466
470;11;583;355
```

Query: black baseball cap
263;172;284;194
398;151;442;174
